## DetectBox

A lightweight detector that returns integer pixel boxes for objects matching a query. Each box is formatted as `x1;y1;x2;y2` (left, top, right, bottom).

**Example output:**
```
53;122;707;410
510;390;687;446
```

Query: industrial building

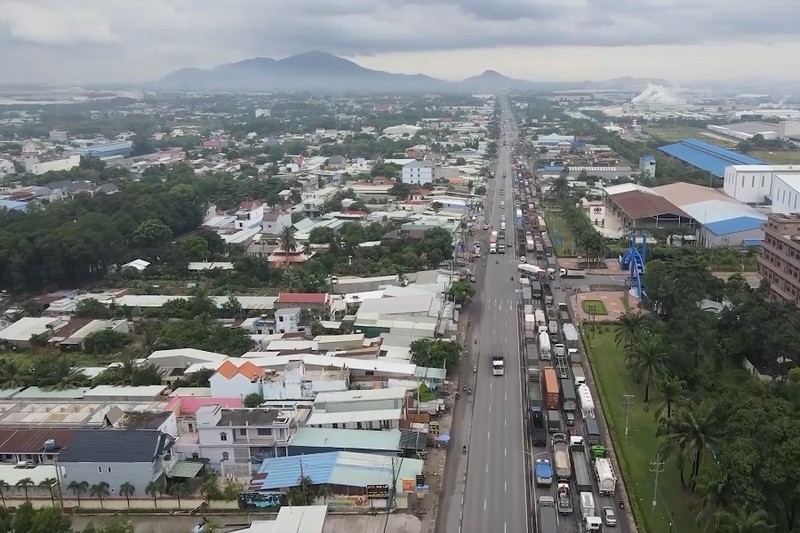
680;200;767;247
658;139;764;178
707;122;779;141
71;141;134;158
758;212;800;305
723;165;800;206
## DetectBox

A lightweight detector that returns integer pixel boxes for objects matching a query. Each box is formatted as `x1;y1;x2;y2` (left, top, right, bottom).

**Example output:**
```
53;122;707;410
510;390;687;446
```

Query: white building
771;174;800;214
255;109;271;118
209;360;266;399
275;307;302;334
261;360;348;401
402;160;434;185
24;155;81;175
49;129;68;141
262;211;292;234
723;165;800;205
235;200;265;230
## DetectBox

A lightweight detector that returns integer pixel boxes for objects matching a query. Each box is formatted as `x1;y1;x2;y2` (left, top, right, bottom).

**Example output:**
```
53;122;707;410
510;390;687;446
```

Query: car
565;412;576;426
602;506;617;527
470;275;477;283
483;223;490;230
520;256;527;263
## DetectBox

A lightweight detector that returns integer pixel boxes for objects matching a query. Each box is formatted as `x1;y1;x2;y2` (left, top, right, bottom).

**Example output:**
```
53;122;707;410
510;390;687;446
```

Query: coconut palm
0;479;6;506
695;467;733;531
715;503;774;532
16;477;34;500
624;334;666;403
68;480;89;508
47;364;89;391
119;482;135;509
200;474;221;509
279;226;298;262
90;481;110;509
39;478;58;505
649;373;687;420
317;483;334;504
168;482;189;510
615;310;649;348
146;480;164;509
658;404;720;487
0;360;27;389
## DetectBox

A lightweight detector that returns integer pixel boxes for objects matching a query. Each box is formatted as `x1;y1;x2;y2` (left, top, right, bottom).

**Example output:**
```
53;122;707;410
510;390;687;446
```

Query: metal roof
289;427;401;451
59;429;171;463
680;199;767;225
650;182;738;208
305;408;403;426
658;139;764;178
609;190;688;220
705;217;766;236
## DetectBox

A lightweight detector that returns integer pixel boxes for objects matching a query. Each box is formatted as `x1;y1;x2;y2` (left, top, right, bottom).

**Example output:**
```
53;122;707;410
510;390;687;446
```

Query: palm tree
658;404;720;487
614;310;649;348
695;467;732;531
90;481;110;509
168;482;189;510
0;479;6;506
16;477;34;500
715;503;774;532
47;363;88;391
317;483;334;504
146;480;164;509
624;334;666;403
0;360;28;388
67;480;89;508
39;478;58;505
279;226;298;263
200;474;221;509
649;374;687;420
119;482;135;509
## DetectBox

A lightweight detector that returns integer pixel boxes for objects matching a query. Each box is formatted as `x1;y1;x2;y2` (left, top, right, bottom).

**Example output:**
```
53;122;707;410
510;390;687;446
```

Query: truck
594;457;617;495
526;236;535;252
553;343;566;359
542;282;553;306
557;302;570;323
543;367;559;409
489;231;498;254
572;364;587;387
548;320;560;343
521;286;533;305
518;263;543;277
557;483;574;514
571;438;593;492
529;401;548;447
562;323;579;350
531;279;543;299
585;417;601;445
538;331;552;359
552;433;572;481
560;378;577;412
498;237;506;253
559;267;586;279
535;242;545;259
524;314;537;342
547;409;563;433
491;355;505;376
535;458;553;486
578;384;595;418
534;309;547;330
580;492;603;532
538;496;558;533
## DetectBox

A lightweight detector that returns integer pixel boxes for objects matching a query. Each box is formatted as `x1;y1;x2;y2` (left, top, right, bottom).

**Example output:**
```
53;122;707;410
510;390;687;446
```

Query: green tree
448;280;475;304
658;404;720;486
119;481;135;509
624;334;666;403
29;506;72;533
243;392;264;408
409;338;462;369
84;329;131;354
146;480;164;509
650;373;686;420
90;481;110;509
0;360;28;388
12;501;36;533
279;226;298;260
0;479;7;506
131;218;173;249
39;477;58;506
68;480;89;508
181;235;211;261
74;298;113;319
317;483;334;504
287;474;315;505
715;503;774;533
16;477;34;500
614;311;649;348
168;482;189;510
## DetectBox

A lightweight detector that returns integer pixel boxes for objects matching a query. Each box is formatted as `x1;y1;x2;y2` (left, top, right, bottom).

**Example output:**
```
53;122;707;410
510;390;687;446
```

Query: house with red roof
209;359;267;398
276;292;329;316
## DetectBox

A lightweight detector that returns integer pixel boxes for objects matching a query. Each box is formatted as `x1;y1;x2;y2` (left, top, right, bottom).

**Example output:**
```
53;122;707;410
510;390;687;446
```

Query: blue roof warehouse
658;138;764;178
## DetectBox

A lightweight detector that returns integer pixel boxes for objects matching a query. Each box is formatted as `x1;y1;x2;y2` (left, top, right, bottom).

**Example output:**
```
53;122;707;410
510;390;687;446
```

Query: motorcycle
455;392;461;400
463;445;467;454
468;388;472;395
619;499;625;509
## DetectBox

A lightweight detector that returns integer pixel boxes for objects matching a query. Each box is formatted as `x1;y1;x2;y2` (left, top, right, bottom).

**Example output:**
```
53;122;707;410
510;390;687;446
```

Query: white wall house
24;155;81;175
275;307;302;334
723;165;800;205
209;360;265;398
262;211;292;234
235;200;265;230
402;160;434;185
771;174;800;214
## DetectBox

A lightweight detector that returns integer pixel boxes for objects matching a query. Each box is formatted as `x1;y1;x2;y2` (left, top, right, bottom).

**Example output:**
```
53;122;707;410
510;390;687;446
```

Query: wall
59;461;157;497
771;175;800;214
25;155;81;175
5;496;239;511
209;373;262;398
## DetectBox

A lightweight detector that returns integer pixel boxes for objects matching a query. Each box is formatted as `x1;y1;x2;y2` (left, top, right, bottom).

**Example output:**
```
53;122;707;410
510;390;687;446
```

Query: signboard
367;484;390;499
327;495;370;509
402;478;416;493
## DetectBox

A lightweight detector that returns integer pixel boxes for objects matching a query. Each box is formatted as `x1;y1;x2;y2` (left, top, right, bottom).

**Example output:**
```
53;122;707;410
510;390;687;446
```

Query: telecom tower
618;232;647;299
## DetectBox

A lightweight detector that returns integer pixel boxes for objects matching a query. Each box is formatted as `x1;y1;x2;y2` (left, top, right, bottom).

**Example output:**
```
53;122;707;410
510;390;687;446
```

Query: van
500;221;506;231
584;417;601;445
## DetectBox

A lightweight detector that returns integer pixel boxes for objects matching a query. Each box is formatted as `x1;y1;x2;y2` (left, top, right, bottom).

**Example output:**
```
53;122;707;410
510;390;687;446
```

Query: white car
602;507;617;527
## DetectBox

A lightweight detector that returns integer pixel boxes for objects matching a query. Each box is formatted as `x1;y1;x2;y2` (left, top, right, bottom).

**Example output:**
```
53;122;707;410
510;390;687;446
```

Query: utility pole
622;394;635;442
650;452;666;516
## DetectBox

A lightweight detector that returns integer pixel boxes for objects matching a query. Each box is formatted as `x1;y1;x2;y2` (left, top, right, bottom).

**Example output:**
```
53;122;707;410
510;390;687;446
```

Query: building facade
639;155;656;179
759;212;800;305
723;165;800;205
402;160;434;185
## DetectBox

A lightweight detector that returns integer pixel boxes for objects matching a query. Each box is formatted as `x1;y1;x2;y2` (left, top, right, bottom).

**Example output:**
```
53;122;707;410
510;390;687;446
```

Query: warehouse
658;139;764;178
680;199;767;247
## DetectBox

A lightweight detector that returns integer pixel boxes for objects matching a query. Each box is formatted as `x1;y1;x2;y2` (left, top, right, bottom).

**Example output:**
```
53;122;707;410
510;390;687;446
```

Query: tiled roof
214;360;266;381
0;428;75;453
58;429;171;463
277;292;327;305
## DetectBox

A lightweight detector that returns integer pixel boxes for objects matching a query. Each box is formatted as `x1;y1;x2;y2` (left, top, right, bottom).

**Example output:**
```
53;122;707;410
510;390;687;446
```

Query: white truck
594;457;617;495
559;267;586;279
538;331;552;360
534;309;547;332
578;384;595;418
557;483;574;514
562;323;579;349
580;492;603;532
524;314;537;342
572;364;586;387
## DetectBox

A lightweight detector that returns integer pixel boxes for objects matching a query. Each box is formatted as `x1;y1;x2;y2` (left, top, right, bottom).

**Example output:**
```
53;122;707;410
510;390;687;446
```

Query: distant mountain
457;70;535;91
156;51;448;93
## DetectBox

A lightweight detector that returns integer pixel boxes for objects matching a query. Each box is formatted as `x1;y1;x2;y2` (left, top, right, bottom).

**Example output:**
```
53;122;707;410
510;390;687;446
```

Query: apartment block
758;212;800;304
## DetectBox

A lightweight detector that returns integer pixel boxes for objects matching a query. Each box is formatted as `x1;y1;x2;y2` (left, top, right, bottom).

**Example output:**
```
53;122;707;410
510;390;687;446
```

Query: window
108;467;112;473
98;466;102;473
220;432;228;441
240;428;247;436
222;452;229;461
257;428;272;436
192;453;199;459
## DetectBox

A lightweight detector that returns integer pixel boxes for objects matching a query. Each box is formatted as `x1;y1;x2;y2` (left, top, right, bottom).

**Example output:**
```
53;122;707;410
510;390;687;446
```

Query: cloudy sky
1;0;799;85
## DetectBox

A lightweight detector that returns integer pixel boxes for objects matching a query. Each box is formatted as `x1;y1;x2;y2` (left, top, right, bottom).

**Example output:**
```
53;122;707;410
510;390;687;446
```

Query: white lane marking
504;523;508;533
490;381;493;390
489;403;492;413
484;499;488;511
488;431;491;441
505;447;507;457
505;392;508;402
505;481;507;492
486;463;489;473
505;417;507;427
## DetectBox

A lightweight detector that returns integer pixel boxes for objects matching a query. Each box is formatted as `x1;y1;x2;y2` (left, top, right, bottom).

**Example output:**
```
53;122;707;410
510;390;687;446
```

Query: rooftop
277;292;327;305
0;317;64;342
681;199;768;225
314;387;407;405
289;427;402;451
0;427;75;453
58;429;172;463
609;190;688;220
658;138;764;178
650;182;739;208
305;408;403;426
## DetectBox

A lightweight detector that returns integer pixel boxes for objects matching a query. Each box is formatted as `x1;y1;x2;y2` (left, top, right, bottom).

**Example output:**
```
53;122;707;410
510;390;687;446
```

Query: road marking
488;431;491;441
486;463;489;473
505;417;507;427
505;392;507;401
490;381;493;390
504;523;507;533
484;499;487;511
489;403;492;413
505;447;507;457
505;481;507;492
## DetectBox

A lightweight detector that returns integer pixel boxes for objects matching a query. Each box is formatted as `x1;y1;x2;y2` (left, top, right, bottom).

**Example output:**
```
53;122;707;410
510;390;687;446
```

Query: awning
168;461;204;478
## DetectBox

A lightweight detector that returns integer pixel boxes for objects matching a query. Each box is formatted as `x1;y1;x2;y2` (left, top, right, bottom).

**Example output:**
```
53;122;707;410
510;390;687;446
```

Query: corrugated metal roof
680;199;767;225
658;139;764;178
257;451;338;488
705;217;765;236
305;408;403;426
289;428;401;451
609;190;688;220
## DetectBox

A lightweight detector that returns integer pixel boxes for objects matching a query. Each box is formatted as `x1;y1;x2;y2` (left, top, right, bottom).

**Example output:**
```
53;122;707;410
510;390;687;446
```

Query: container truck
559;267;586;279
543;367;560;409
560;378;577;412
584;417;601;445
570;436;593;492
542;282;553;305
557;483;574;514
580;492;603;531
594;457;617;495
572;364;586;387
558;302;570;323
548;320;560;342
526;236;535;252
569;348;581;364
522;287;533;305
538;496;558;533
538;331;552;359
524;315;537;342
553;343;566;359
578;384;595;418
535;458;553;486
534;309;547;330
552;433;572;481
529;402;548;447
562;323;579;349
531;280;543;299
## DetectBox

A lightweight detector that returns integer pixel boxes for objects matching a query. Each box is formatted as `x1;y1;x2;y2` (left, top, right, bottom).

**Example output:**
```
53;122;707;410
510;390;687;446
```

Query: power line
622;394;635;442
650;452;666;517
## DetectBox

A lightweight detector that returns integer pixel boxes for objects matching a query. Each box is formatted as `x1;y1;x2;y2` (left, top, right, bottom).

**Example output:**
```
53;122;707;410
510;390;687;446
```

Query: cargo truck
534;309;547;330
580;492;603;531
557;483;574;514
571;443;593;492
543;367;559;409
562;323;579;350
572;364;586;387
594;458;617;495
535;458;553;486
547;409;563;433
531;280;543;299
526;236;535;252
538;331;552;359
557;302;570;323
538;496;558;533
552;433;572;481
498;237;506;253
524;316;537;342
489;231;498;254
542;282;553;305
559;268;586;279
560;378;577;412
548;320;560;343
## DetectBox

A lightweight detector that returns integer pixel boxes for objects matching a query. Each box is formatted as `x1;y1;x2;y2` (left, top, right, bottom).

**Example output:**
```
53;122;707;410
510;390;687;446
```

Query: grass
582;327;698;533
644;126;736;147
748;150;800;165
543;210;574;256
581;299;608;315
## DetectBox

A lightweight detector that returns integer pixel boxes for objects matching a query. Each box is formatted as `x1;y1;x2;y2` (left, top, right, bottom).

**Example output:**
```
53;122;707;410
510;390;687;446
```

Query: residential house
236;200;265;230
275;307;303;334
262;211;292;234
209;360;267;398
275;293;329;318
0;428;76;465
326;156;347;170
304;388;407;430
56;429;175;497
402;160;434;185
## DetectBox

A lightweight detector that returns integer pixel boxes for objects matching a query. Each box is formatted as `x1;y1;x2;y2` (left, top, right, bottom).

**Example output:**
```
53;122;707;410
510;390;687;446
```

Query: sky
1;0;799;85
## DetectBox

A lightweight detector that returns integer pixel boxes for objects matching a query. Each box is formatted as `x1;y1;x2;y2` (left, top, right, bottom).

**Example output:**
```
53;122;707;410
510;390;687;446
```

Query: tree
650;373;686;420
219;295;244;319
409;338;462;369
0;479;6;506
68;480;89;508
614;311;649;348
0;360;28;388
74;298;113;319
29;506;72;533
146;480;164;509
39;477;58;506
431;201;443;214
715;503;774;532
12;501;36;533
132;218;173;249
168;482;189;510
279;226;298;260
243;392;264;408
624;334;666;403
84;329;130;354
658;404;720;487
16;477;34;500
119;482;135;509
448;280;475;304
181;235;211;261
90;481;110;509
317;483;334;504
200;474;223;508
287;474;315;505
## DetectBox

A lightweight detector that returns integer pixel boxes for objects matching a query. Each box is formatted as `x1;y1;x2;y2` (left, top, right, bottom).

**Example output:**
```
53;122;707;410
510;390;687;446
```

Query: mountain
458;70;535;91
157;51;448;93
